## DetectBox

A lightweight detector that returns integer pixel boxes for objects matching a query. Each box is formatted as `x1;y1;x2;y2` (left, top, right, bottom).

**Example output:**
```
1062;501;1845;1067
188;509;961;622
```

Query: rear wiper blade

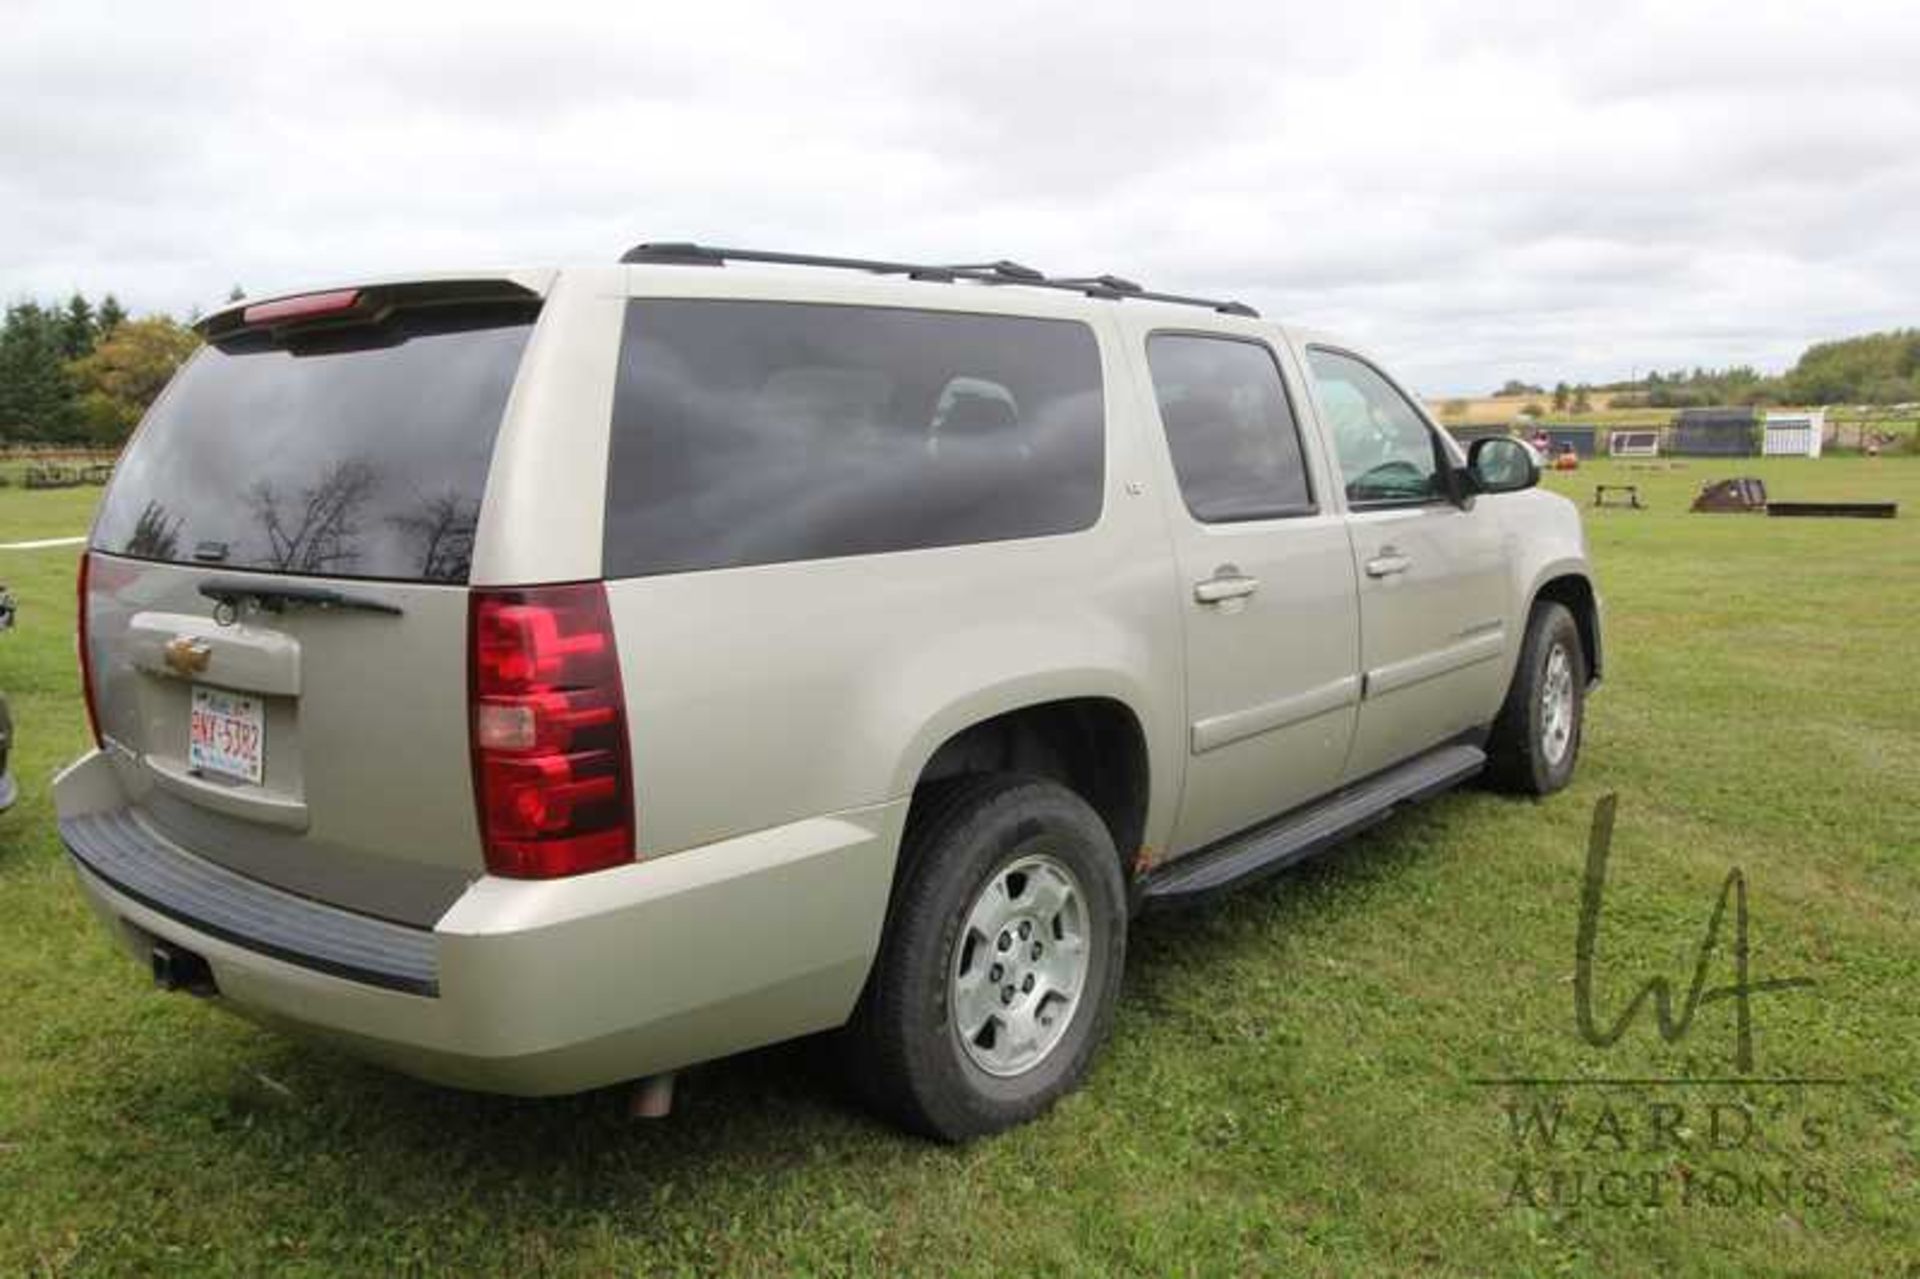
198;578;404;617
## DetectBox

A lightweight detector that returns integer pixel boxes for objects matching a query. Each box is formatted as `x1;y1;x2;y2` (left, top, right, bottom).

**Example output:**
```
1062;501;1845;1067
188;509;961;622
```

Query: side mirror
1467;436;1540;495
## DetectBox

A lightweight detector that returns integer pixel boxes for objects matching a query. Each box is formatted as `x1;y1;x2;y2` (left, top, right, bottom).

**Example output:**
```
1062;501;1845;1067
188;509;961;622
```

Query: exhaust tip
151;943;217;997
629;1072;676;1120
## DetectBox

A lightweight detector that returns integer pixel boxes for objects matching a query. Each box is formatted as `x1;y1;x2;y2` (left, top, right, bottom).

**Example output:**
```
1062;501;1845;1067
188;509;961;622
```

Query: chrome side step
1140;743;1486;909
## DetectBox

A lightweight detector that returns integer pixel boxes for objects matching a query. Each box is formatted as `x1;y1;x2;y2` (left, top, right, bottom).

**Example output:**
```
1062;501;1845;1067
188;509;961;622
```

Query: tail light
77;551;103;746
468;583;634;878
241;288;362;327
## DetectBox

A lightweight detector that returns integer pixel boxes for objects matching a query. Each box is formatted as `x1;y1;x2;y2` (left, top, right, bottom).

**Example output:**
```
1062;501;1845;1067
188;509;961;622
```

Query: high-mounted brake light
468;583;634;878
77;551;103;747
241;288;361;327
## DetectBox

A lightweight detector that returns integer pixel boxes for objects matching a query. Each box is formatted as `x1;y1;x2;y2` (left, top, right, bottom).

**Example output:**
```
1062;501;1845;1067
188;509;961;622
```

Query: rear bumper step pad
62;808;439;996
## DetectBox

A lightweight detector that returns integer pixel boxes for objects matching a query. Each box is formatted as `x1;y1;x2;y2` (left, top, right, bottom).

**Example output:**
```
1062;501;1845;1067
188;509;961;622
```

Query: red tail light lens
468;583;634;878
77;551;103;747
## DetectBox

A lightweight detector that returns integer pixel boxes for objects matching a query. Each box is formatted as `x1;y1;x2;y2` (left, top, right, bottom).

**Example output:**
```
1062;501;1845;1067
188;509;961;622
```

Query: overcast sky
3;1;1916;394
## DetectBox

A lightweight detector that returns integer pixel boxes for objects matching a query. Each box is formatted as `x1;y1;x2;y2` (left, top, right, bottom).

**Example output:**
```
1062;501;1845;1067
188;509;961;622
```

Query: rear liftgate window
93;303;537;583
603;300;1106;577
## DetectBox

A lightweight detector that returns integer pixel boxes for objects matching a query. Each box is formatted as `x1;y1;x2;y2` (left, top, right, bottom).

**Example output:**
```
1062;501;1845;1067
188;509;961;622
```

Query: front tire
1486;601;1587;795
846;775;1128;1141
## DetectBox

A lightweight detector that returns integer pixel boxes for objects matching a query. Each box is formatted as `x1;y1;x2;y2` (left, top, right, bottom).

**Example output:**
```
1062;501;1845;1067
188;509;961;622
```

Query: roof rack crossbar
617;242;1258;317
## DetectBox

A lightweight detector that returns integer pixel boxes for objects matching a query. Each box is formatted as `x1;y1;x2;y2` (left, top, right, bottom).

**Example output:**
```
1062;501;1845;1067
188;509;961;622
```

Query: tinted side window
1145;334;1313;522
1305;348;1445;505
604;300;1105;576
92;306;536;582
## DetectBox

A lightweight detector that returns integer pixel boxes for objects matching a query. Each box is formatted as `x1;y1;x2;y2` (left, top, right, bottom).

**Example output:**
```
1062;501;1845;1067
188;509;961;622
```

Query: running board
1140;743;1486;909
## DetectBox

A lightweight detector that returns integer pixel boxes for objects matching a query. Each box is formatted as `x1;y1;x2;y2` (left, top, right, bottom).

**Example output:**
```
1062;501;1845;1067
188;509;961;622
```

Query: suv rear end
56;267;901;1092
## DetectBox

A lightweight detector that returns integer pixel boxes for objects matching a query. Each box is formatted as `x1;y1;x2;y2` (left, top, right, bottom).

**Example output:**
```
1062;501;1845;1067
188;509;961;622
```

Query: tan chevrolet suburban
56;244;1599;1140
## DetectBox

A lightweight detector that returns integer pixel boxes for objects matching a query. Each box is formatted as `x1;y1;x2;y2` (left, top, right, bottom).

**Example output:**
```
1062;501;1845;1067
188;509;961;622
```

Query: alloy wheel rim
1540;643;1575;766
949;853;1090;1078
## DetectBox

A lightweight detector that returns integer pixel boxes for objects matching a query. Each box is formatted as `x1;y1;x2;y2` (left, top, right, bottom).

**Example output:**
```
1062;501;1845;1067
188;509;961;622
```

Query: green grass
0;485;97;544
1;461;1915;1276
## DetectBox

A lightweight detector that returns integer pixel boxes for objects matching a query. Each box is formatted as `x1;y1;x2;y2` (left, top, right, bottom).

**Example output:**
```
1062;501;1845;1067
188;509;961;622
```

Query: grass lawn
0;484;98;545
0;459;1915;1276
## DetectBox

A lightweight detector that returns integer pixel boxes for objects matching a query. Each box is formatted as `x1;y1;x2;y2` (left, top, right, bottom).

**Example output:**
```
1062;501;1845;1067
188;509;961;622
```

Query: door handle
1364;551;1412;578
1194;573;1260;604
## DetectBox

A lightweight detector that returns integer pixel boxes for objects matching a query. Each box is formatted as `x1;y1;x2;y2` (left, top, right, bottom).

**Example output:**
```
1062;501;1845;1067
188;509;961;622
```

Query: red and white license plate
188;686;264;784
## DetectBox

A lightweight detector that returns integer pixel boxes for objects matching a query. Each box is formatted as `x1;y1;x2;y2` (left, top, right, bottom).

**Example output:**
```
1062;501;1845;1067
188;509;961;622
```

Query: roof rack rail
617;242;1258;318
1053;274;1143;294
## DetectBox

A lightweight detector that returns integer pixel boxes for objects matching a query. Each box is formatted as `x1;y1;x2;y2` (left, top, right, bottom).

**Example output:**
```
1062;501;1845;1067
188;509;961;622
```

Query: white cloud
2;0;1915;392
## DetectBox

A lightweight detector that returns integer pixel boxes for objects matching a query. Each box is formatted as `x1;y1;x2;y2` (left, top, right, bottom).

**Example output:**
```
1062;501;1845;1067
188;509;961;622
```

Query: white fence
1763;411;1826;458
1608;429;1661;457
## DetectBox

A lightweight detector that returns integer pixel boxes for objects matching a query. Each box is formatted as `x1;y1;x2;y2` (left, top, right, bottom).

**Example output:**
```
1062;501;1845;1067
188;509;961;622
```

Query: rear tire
1485;601;1586;795
845;775;1127;1142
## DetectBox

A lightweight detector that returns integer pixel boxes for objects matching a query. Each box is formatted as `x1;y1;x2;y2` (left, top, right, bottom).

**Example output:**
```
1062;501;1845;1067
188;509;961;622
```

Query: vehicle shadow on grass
59;795;1459;1235
1121;794;1457;1011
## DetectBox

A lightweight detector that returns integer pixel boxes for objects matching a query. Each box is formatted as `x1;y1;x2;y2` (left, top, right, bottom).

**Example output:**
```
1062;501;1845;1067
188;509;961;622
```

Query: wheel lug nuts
1018;921;1032;940
1001;985;1014;1004
997;933;1011;952
1021;974;1034;993
989;963;1003;982
1030;942;1043;959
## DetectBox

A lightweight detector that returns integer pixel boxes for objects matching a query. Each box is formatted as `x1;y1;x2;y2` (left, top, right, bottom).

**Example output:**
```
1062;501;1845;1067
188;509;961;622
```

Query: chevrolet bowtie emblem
164;635;212;677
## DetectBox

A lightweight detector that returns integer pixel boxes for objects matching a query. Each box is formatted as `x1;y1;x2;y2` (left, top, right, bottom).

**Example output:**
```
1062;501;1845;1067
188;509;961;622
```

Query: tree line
10;297;1915;443
1494;329;1920;411
0;291;209;446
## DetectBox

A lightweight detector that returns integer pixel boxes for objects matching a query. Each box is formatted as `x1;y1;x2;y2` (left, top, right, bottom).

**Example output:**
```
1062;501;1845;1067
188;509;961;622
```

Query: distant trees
3;294;1910;450
0;291;198;445
68;317;201;444
0;301;79;441
97;295;127;334
1509;332;1920;412
59;294;96;359
1783;330;1920;406
1634;365;1772;409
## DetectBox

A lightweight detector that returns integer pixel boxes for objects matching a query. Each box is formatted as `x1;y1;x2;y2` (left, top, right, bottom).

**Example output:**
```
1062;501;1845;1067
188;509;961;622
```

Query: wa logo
1574;793;1814;1073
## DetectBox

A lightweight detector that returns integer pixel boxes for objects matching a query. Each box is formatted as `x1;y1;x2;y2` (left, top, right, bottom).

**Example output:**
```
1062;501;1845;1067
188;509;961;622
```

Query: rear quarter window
92;304;536;583
602;299;1105;577
1146;333;1314;522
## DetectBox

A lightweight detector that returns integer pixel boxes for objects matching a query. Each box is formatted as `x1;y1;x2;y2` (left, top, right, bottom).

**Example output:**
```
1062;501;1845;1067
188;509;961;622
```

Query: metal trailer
1671;408;1760;456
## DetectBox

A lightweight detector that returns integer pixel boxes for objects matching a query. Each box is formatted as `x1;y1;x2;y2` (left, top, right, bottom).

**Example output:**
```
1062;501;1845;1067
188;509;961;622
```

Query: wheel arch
891;684;1161;885
1528;568;1603;685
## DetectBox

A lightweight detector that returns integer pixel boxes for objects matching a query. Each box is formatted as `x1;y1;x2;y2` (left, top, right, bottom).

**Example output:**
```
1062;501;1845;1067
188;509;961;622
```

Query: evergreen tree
0;302;78;441
96;293;128;337
60;292;97;360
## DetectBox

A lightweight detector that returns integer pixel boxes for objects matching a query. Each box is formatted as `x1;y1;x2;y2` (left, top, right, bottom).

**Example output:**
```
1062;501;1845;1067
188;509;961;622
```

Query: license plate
189;686;264;784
